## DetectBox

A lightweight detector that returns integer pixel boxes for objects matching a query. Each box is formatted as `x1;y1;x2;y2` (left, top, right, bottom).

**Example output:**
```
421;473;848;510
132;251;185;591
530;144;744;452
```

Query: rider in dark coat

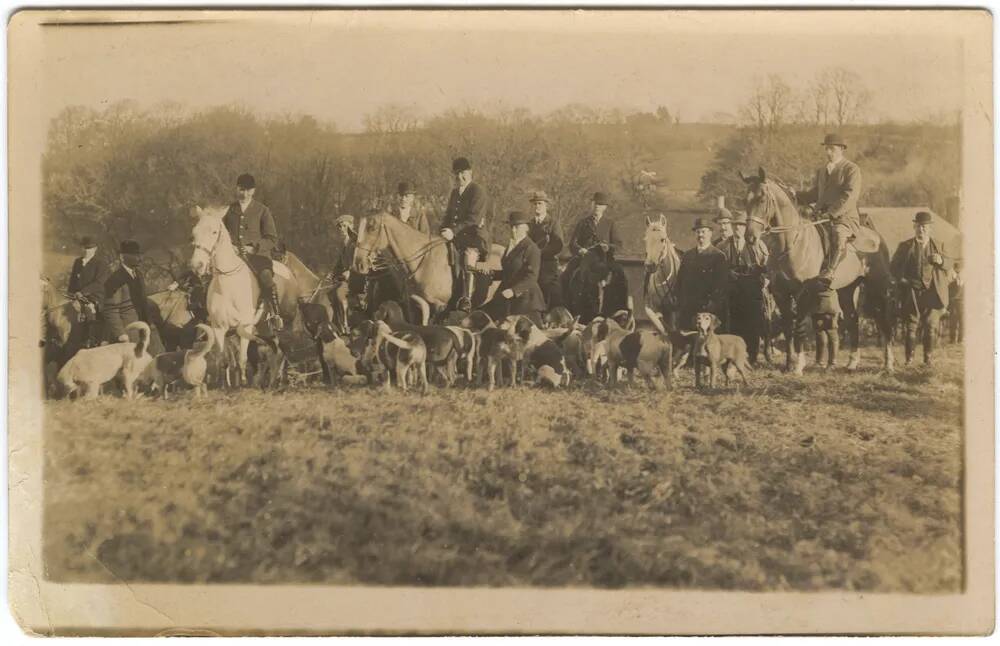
441;157;491;305
527;190;564;309
67;236;110;346
482;211;546;326
678;218;729;329
721;212;769;363
222;173;283;329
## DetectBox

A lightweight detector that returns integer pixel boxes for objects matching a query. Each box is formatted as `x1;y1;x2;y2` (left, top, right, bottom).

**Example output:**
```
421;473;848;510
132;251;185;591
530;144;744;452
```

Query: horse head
739;167;798;246
643;213;678;272
353;213;388;275
189;205;230;277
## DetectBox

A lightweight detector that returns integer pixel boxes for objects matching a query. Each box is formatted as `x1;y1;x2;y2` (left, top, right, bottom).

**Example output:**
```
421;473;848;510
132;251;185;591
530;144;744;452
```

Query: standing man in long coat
67;235;110;347
890;211;951;367
481;211;546;327
440;157;491;306
797;133;862;286
104;240;163;354
721;212;769;363
222;173;283;329
527;190;564;309
677;218;729;329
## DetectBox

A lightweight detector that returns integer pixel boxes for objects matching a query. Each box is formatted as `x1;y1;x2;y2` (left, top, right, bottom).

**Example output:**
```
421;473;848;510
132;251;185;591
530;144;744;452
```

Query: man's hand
598;242;610;252
441;228;454;241
118;334;130;343
167;282;179;291
243;244;255;255
340;270;350;280
931;253;944;266
501;288;514;299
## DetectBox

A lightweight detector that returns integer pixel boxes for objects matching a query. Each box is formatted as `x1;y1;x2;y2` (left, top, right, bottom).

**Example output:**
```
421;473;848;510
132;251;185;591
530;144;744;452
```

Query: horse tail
125;321;151;358
191;323;215;359
410;294;431;325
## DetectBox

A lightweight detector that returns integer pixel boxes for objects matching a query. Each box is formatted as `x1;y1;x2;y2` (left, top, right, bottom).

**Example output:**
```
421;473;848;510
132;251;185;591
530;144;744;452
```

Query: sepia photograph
7;8;994;636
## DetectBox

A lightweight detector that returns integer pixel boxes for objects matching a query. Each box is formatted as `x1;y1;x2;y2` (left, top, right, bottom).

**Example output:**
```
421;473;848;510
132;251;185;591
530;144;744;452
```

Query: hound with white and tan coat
57;321;153;399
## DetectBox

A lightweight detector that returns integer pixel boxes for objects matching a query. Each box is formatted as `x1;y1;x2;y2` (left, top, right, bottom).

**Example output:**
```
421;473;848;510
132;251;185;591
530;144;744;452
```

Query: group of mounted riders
52;131;957;387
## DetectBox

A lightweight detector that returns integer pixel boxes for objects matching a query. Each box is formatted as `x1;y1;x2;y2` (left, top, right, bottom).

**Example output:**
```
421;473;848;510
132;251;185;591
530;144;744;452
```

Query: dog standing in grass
691;312;752;389
57;321;153;400
372;320;429;393
143;323;215;399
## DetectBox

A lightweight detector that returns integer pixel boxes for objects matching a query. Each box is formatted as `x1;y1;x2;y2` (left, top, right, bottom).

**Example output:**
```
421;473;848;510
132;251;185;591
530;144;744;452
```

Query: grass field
43;344;964;591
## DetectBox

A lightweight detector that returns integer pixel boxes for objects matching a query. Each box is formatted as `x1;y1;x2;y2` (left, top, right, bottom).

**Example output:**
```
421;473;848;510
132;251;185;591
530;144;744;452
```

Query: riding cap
732;211;749;226
529;190;550;204
913;211;934;225
508;210;532;226
236;173;256;189
691;217;713;232
714;207;733;224
397;181;415;196
820;133;847;148
80;236;97;249
452;157;472;173
120;240;142;255
335;214;355;229
592;192;609;206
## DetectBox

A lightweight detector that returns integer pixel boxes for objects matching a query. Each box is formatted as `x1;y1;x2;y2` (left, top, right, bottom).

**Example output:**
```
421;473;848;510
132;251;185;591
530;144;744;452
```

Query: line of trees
740;67;873;136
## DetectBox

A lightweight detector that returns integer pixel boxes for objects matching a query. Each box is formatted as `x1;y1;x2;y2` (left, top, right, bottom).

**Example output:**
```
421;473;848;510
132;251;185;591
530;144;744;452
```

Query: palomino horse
353;212;503;322
189;205;313;383
641;214;682;332
742;168;896;374
147;289;195;351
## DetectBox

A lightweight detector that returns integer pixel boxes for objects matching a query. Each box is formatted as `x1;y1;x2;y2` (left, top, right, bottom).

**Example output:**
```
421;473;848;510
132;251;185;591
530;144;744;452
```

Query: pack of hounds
56;295;757;401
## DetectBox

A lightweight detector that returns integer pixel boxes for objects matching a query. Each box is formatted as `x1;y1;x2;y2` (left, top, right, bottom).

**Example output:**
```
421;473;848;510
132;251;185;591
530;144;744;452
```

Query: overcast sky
39;10;965;131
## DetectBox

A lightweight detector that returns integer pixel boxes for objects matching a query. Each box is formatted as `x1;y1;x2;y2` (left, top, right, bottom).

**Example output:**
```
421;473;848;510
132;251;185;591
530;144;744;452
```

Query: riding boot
818;227;848;287
268;284;284;331
923;324;935;366
903;326;916;366
463;269;477;303
828;329;840;368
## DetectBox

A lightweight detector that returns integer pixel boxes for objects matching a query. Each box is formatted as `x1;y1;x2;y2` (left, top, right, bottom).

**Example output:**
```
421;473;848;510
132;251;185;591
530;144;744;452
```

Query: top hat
397;181;415;196
691;217;713;232
79;236;97;249
592;192;609;206
236;173;256;189
529;190;550;204
508;210;532;226
913;211;934;225
820;133;847;148
120;240;142;255
452;157;472;173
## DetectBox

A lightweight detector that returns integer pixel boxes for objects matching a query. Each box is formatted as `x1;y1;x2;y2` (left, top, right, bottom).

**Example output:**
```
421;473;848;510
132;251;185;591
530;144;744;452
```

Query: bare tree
739;74;794;136
814;68;871;127
363;103;422;134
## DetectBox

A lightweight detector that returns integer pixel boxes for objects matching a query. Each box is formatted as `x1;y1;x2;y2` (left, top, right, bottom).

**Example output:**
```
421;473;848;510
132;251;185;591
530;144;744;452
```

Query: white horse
189;205;259;385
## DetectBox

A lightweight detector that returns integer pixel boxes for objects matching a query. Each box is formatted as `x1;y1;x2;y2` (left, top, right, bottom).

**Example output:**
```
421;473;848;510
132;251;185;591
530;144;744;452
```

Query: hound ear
757;166;766;182
738;170;748;183
711;314;721;330
658;213;667;227
190;205;204;220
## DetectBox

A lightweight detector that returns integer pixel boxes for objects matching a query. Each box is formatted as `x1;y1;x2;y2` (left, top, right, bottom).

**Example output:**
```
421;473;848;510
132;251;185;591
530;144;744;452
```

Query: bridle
355;217;446;280
642;226;678;301
192;223;244;276
747;180;829;268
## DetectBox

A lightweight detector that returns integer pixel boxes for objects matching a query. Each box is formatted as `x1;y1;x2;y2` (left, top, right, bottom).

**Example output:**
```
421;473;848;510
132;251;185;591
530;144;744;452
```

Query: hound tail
190;323;215;360
645;307;668;335
124;321;151;358
380;332;413;352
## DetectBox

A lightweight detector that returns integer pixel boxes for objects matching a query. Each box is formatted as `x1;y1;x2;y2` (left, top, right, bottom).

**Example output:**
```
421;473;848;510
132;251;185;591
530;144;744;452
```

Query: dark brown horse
563;245;631;324
742;168;896;374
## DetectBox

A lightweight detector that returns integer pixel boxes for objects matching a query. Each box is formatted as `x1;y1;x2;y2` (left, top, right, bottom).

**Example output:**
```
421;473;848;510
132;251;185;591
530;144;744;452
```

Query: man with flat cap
677;218;729;330
441;157;492;305
104;240;161;353
223;173;283;329
890;211;952;367
797;133;862;287
481;211;546;327
722;211;769;363
527;190;564;309
713;206;735;249
393;181;431;235
68;236;110;347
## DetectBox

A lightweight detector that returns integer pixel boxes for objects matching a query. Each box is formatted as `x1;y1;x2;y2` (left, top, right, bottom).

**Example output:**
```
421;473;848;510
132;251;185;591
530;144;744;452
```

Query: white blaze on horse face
190;213;222;276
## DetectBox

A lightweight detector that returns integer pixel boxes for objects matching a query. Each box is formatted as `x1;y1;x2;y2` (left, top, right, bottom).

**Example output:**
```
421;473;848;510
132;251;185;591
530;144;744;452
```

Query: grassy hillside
44;345;963;591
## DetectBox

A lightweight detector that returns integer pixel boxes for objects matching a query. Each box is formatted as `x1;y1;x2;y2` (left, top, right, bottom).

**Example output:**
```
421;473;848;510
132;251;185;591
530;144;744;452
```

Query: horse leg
839;285;861;370
236;327;253;387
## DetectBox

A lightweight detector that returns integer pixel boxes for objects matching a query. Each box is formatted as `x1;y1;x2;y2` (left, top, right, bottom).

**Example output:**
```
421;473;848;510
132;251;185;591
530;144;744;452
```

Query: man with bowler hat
68;236;110;346
797;133;862;287
890;211;952;367
104;240;161;353
393;181;431;234
677;218;729;329
722;211;769;363
481;211;545;327
222;173;283;329
441;157;492;306
527;190;564;309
